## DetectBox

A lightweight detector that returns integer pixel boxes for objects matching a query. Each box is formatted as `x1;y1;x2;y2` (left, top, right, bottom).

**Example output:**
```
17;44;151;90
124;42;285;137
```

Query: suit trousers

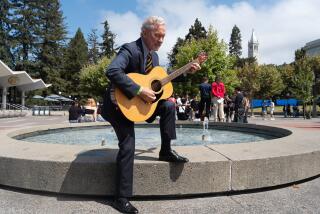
199;97;211;119
102;95;176;197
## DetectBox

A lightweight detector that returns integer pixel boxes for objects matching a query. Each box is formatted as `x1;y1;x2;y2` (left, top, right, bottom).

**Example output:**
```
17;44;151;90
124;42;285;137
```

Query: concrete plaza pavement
0;114;319;213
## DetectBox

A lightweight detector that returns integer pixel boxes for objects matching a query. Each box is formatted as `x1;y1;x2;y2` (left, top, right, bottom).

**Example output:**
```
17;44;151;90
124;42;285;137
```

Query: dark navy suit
102;38;176;198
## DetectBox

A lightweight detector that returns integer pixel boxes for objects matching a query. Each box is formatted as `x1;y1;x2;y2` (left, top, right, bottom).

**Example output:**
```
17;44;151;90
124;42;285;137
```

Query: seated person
68;101;82;123
177;98;190;120
84;98;97;122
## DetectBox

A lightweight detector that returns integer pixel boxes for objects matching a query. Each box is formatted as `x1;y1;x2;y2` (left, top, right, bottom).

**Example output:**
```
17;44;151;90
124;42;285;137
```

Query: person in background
270;100;275;120
233;87;243;123
211;76;225;122
198;77;211;120
223;94;233;123
189;95;199;121
293;105;299;118
261;100;267;120
68;101;82;123
84;98;97;122
242;92;250;123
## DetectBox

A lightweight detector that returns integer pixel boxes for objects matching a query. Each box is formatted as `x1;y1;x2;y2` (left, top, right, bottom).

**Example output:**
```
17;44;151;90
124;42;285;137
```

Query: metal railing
1;103;30;111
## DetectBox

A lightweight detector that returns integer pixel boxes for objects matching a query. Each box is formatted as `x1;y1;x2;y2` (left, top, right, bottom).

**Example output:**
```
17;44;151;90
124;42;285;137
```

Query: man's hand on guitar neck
187;62;201;74
138;87;156;103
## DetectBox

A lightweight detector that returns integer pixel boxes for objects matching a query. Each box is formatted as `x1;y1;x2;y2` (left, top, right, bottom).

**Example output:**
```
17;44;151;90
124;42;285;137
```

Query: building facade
304;39;320;57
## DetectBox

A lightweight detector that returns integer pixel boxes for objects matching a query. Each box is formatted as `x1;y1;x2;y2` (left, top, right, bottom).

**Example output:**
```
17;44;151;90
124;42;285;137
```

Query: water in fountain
202;117;213;142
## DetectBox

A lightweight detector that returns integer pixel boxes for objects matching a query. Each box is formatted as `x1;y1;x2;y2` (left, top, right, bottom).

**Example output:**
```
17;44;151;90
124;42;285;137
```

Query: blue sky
60;0;320;65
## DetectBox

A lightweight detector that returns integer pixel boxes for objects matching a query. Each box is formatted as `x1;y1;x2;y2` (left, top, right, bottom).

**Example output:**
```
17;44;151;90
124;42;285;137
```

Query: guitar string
160;58;199;86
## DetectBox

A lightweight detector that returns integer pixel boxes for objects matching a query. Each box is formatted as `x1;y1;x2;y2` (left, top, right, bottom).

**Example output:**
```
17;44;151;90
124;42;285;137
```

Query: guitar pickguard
152;90;163;103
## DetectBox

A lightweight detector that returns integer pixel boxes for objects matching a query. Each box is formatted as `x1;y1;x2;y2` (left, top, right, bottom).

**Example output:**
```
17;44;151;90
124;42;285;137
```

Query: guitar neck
160;59;199;86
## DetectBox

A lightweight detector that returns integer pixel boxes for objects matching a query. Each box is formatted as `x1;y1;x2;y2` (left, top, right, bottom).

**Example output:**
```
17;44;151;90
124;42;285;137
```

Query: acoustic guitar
115;52;207;122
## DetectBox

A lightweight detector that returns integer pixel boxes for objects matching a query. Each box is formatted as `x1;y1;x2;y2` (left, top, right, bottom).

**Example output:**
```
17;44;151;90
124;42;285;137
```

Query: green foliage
219;69;239;95
237;62;260;98
79;56;111;101
292;58;314;103
185;18;207;41
0;0;14;67
168;18;207;69
294;48;306;61
235;57;256;68
168;37;184;68
11;0;40;66
258;64;284;98
277;63;295;96
63;28;88;96
88;29;100;64
229;25;242;58
291;57;314;118
173;26;233;96
308;56;320;88
36;0;67;93
101;19;116;58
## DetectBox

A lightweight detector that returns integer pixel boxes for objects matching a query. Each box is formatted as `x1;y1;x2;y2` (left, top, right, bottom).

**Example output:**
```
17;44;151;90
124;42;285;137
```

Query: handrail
0;103;30;111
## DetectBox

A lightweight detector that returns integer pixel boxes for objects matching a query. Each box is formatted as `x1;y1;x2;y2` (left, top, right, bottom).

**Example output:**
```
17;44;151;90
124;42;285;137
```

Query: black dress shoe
159;150;189;163
113;198;139;214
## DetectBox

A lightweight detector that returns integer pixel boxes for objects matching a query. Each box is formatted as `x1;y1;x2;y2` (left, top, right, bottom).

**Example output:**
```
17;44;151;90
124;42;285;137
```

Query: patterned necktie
145;53;153;74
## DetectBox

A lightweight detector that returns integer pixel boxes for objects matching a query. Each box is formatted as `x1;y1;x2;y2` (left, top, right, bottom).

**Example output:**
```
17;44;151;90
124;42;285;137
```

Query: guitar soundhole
151;80;162;92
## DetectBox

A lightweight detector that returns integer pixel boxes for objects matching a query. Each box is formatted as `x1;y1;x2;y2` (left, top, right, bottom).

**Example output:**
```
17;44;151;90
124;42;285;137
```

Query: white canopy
0;60;51;109
0;60;51;91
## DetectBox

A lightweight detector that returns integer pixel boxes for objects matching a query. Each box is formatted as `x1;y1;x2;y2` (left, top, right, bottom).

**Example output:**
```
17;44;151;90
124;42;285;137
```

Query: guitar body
115;66;173;122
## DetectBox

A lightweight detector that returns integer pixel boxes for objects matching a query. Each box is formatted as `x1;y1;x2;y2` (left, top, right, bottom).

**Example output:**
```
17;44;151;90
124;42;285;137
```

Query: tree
295;47;306;61
237;62;260;98
219;69;239;96
88;29;100;64
79;56;111;101
185;18;207;41
168;19;207;70
307;56;320;117
36;0;67;93
173;26;233;96
277;63;295;97
234;57;256;68
0;0;14;67
63;28;88;96
10;0;41;72
257;64;284;99
229;25;242;58
100;19;115;58
291;58;314;118
167;37;184;68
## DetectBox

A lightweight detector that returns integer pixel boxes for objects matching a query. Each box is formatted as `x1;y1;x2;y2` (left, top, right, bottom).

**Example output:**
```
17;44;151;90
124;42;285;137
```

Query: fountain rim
1;121;319;196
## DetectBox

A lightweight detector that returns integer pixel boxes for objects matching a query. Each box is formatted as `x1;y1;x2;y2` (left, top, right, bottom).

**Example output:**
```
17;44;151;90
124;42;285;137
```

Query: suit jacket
106;38;159;100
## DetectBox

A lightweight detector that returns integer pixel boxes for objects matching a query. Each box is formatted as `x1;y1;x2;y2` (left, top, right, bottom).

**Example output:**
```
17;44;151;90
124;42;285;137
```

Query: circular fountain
1;121;320;196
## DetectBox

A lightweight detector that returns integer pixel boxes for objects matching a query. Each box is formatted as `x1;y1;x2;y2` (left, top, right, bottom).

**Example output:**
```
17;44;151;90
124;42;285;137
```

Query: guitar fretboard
160;58;199;86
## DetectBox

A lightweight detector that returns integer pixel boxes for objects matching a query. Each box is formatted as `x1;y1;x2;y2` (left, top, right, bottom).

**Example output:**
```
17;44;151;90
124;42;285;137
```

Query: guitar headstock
196;51;208;64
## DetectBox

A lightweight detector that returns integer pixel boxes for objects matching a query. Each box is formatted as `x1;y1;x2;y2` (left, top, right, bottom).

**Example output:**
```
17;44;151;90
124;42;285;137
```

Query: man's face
143;24;166;51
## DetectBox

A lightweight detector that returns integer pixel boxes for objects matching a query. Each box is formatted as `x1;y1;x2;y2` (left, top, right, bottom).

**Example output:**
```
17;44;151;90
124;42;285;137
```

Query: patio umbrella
46;94;61;99
44;97;59;102
32;95;44;99
59;96;73;102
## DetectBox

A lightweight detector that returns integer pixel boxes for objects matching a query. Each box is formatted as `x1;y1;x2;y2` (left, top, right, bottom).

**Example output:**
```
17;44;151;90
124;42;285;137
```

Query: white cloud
100;0;320;65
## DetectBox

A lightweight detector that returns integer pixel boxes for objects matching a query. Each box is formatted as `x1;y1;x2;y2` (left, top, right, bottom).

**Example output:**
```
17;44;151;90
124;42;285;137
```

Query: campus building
304;38;320;57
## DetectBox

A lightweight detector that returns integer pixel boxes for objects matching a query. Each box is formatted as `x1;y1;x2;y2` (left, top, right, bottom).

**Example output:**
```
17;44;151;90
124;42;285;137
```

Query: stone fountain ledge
0;121;319;196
